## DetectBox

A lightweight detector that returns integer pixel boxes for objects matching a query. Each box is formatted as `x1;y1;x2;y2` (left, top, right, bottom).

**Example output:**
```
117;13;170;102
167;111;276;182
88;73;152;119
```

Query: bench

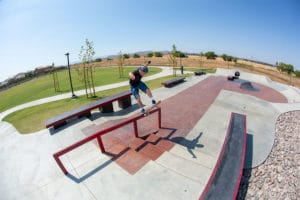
161;77;185;88
45;90;132;129
199;112;247;200
227;71;240;81
194;71;206;76
227;75;238;81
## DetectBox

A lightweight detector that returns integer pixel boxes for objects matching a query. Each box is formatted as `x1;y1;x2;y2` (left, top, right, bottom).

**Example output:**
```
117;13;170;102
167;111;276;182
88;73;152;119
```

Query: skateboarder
129;61;157;114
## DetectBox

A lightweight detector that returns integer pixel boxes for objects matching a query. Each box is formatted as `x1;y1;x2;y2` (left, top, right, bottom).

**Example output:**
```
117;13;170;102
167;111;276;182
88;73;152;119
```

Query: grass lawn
0;66;161;113
4;75;183;134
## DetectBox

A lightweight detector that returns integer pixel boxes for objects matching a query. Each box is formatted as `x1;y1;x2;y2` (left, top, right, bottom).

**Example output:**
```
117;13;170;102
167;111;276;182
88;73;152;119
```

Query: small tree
205;51;217;59
199;52;205;68
277;62;294;85
133;53;140;58
154;51;162;57
78;39;96;98
147;52;153;57
118;51;124;78
123;54;130;59
169;44;178;76
222;54;235;69
294;70;300;78
95;58;102;62
50;62;60;92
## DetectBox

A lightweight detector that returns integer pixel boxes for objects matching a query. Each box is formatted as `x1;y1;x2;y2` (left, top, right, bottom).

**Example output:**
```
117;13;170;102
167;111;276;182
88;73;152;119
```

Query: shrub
147;52;153;57
123;54;130;59
205;51;217;59
133;53;140;58
95;58;102;62
294;70;300;78
154;52;162;57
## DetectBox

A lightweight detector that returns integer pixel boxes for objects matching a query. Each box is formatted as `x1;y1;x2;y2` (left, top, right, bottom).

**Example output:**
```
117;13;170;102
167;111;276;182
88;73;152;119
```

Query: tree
221;54;235;69
50;62;60;92
277;62;295;85
169;44;178;76
95;58;102;62
123;54;130;59
154;51;162;57
78;39;96;98
118;51;124;78
199;52;205;68
294;70;300;78
147;52;153;57
204;51;217;59
133;53;140;58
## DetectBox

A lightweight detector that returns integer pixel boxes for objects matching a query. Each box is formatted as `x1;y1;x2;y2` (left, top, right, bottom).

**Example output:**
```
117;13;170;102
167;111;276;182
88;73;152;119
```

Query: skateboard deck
144;100;161;116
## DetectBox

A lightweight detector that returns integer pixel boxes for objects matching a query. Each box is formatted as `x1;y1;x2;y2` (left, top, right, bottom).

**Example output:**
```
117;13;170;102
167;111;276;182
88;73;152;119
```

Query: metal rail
53;107;161;175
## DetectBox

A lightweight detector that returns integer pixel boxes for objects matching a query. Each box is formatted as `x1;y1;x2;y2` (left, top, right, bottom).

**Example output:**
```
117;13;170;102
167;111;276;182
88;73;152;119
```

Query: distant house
34;66;53;75
0;80;8;86
14;73;26;80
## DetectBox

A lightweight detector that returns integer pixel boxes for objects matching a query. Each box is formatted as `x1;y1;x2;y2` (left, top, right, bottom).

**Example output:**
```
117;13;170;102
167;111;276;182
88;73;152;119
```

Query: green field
3;75;178;133
0;66;161;113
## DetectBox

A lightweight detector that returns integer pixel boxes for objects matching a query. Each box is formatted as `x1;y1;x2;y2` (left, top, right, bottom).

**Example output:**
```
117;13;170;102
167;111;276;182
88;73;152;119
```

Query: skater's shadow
170;132;204;158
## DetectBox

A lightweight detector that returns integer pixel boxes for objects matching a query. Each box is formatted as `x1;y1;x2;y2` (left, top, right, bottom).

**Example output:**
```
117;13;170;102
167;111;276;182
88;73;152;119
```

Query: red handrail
53;107;161;175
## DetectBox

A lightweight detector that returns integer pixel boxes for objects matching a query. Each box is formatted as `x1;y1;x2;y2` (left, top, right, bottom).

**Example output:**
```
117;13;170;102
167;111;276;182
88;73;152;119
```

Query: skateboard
143;100;161;116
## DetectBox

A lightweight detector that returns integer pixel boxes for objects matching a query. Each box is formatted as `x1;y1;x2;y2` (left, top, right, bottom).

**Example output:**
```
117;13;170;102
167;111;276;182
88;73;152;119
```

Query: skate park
1;67;300;200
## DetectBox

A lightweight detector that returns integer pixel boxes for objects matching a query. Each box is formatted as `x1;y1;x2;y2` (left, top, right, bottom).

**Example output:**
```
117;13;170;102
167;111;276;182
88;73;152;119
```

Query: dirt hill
73;55;300;88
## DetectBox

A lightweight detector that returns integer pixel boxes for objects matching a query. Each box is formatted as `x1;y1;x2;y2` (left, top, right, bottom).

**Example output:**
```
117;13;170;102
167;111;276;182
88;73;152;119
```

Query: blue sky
0;0;299;82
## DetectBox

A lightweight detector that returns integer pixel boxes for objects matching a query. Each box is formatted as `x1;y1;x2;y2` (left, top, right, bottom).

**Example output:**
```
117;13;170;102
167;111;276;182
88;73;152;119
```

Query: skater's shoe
141;108;145;115
152;100;156;105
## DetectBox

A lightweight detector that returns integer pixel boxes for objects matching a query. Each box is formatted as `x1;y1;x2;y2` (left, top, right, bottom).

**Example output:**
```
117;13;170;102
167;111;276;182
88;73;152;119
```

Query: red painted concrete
82;76;287;174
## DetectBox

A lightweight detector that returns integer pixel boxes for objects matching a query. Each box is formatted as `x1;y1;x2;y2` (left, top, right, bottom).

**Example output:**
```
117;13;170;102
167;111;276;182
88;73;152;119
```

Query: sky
0;0;299;82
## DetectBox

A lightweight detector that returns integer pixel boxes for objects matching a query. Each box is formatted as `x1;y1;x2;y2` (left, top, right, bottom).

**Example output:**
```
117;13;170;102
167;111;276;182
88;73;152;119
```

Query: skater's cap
139;66;148;73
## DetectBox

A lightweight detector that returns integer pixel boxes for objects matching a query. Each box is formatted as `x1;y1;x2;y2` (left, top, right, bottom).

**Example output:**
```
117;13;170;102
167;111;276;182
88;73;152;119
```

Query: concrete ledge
199;112;247;200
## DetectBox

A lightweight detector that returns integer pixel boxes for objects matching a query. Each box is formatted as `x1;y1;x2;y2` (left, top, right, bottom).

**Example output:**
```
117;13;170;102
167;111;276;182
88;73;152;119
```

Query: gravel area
237;110;300;199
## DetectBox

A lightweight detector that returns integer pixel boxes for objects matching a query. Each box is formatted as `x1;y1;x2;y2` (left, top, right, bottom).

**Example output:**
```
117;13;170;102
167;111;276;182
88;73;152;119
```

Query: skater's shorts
131;82;148;99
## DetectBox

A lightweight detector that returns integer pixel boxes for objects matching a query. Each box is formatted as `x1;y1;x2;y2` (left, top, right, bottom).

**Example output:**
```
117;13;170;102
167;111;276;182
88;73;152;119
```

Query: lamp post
65;52;77;99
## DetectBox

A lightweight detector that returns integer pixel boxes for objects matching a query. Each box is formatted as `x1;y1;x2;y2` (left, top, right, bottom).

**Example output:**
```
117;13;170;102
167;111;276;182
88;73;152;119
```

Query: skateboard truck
143;100;161;116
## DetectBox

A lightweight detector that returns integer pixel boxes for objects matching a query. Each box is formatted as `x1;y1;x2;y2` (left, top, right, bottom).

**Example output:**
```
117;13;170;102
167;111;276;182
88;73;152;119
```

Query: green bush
221;54;234;62
123;54;130;59
95;58;102;62
294;70;300;78
133;53;140;58
147;52;153;57
154;52;162;57
277;62;294;74
205;51;217;59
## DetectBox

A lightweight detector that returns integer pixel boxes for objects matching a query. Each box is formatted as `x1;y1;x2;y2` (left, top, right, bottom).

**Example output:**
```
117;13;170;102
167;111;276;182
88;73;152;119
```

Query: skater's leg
131;86;145;113
145;88;153;98
139;82;156;104
136;95;143;108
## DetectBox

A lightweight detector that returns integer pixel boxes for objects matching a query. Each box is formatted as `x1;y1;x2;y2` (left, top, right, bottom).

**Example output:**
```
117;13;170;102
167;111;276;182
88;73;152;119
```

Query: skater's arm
129;72;135;80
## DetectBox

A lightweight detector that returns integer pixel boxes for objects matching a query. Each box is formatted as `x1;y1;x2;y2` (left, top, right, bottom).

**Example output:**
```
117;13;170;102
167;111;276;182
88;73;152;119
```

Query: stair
81;124;215;178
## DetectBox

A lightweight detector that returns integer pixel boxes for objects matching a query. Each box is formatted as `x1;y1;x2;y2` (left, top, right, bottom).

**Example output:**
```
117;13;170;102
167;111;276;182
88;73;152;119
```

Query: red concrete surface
82;76;287;174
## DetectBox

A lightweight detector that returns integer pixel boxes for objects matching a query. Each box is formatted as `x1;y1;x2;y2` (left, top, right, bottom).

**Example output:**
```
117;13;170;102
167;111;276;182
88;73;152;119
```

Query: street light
65;52;77;99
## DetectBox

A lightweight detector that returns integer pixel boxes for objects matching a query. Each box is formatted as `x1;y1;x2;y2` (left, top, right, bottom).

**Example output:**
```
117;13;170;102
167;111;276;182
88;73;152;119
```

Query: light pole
65;52;77;99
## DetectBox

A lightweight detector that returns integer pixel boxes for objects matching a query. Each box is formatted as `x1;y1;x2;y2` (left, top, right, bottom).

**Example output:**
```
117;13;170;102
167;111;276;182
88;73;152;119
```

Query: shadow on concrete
237;133;253;200
49;117;88;135
233;79;260;91
66;147;130;183
170;132;204;158
157;127;178;139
